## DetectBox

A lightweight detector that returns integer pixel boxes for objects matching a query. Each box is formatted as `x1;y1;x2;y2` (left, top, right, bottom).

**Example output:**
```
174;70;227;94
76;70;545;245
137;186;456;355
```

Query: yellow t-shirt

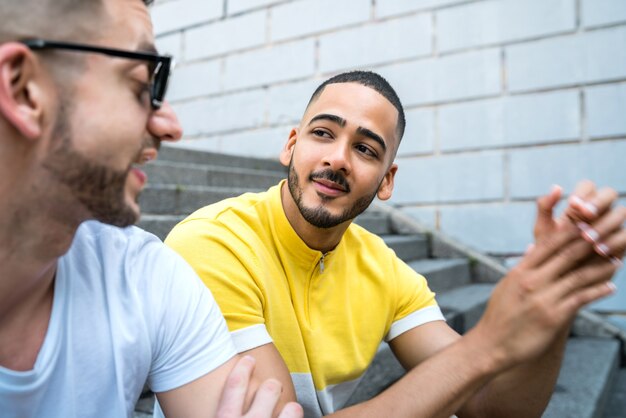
165;181;443;417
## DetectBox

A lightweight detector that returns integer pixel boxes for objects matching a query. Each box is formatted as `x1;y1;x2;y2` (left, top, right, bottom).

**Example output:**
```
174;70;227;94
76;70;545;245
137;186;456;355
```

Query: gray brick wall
152;0;626;260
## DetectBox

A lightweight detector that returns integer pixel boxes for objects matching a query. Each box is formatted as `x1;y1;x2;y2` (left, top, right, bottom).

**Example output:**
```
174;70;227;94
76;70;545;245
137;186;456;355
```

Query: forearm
462;326;570;418
329;329;505;418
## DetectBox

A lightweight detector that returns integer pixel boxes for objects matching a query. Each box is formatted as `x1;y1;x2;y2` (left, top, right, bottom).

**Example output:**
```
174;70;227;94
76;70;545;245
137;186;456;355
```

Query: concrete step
344;342;405;408
437;283;496;334
602;368;626;418
382;234;428;262
139;185;260;215
354;211;393;235
408;258;471;294
143;161;284;189
137;214;185;241
346;337;620;417
544;337;620;418
159;146;286;172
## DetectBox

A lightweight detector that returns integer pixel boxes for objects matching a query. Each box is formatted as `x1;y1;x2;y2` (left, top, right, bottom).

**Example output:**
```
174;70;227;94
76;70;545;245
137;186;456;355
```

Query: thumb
534;185;562;239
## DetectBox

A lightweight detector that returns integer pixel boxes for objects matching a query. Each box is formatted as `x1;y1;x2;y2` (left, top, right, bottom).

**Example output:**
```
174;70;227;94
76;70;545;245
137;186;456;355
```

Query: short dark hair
0;0;154;43
307;71;406;142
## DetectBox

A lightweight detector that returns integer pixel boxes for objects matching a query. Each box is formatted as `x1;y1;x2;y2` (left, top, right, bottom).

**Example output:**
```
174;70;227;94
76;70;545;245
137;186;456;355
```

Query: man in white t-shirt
0;1;302;417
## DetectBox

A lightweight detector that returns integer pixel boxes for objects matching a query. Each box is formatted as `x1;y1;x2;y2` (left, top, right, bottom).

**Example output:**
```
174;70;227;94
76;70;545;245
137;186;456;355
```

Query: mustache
309;169;350;193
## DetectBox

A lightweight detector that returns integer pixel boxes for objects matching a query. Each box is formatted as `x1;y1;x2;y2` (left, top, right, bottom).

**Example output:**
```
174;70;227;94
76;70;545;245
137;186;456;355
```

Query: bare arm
225;183;624;418
157;355;302;418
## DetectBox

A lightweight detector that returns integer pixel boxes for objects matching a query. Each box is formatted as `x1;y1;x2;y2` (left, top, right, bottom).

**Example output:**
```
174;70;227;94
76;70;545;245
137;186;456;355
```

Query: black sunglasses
21;39;172;109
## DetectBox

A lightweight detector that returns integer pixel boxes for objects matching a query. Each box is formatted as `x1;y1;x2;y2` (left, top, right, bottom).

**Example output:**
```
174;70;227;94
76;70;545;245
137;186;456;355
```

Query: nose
322;141;351;175
148;100;183;143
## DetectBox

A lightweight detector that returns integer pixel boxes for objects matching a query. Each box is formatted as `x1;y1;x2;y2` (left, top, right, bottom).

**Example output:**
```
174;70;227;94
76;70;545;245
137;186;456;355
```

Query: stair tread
544;337;620;418
407;258;468;273
603;368;626;418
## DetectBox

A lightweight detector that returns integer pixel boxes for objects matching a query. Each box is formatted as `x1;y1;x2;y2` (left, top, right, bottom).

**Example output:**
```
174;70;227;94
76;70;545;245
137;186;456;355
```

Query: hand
473;206;625;370
216;356;303;418
533;180;623;264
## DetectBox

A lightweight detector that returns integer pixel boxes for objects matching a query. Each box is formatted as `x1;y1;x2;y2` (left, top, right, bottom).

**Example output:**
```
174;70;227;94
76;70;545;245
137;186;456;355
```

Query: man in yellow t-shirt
166;71;625;418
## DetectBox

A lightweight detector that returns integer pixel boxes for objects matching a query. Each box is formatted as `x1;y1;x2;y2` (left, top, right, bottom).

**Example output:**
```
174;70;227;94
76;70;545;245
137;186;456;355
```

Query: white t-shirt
0;221;236;418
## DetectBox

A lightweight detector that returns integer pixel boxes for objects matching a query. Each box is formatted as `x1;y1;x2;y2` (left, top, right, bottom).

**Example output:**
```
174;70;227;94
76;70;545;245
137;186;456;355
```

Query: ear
377;163;398;201
0;43;44;139
279;127;298;167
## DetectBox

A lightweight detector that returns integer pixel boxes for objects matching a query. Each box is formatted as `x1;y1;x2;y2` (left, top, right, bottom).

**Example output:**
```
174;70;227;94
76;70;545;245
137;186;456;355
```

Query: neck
0;162;83;320
280;182;351;253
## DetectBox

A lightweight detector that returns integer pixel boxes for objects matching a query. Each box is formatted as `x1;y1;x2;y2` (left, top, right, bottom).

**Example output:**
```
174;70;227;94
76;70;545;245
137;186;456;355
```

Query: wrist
461;325;513;376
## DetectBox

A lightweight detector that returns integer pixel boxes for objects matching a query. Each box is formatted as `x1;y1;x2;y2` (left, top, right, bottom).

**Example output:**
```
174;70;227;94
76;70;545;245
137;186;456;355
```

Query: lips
131;167;148;186
314;178;347;192
129;147;158;187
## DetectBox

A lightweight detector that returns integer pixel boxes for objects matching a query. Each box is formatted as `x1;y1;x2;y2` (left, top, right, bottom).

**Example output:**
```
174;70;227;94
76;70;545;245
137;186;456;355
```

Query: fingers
534;184;563;239
277;403;304;418
558;278;617;318
577;205;626;264
518;221;581;271
216;356;255;418
246;378;283;418
567;184;618;222
551;258;618;302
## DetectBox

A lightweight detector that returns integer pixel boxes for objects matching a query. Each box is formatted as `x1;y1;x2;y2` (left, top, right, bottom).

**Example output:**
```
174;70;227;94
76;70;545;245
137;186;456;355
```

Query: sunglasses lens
151;59;171;109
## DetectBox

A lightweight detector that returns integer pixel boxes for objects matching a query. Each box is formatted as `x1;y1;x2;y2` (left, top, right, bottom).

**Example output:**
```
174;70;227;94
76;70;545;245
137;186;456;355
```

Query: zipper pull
319;253;325;274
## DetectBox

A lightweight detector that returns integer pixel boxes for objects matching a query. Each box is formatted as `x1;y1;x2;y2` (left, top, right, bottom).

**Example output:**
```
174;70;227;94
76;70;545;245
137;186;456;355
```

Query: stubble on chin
287;159;377;229
42;102;139;227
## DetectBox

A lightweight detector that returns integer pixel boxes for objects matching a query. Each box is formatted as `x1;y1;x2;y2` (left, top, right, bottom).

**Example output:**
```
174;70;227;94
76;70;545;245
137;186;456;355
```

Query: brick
398;108;435;156
319;14;432;73
186;11;266;61
439;90;580;151
219;126;289;159
439;202;535;254
376;0;466;18
507;26;626;92
223;39;315;91
582;0;626;27
391;151;504;204
438;0;575;53
509;141;626;199
151;0;223;35
271;0;370;42
155;33;182;58
228;0;283;15
174;89;266;136
267;79;320;125
168;60;221;102
586;82;626;138
380;48;501;106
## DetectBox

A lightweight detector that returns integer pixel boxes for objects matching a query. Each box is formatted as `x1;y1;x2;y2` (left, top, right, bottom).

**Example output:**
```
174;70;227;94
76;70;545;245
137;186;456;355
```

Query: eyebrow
356;126;387;152
308;113;346;127
308;113;388;153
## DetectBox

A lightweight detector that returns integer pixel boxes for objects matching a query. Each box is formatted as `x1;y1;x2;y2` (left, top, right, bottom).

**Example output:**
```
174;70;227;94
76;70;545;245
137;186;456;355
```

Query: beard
287;158;378;229
41;101;138;227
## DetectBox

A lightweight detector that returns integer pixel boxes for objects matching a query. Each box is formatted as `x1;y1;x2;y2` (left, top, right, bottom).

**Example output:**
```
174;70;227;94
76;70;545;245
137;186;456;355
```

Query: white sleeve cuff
385;305;446;342
231;324;273;352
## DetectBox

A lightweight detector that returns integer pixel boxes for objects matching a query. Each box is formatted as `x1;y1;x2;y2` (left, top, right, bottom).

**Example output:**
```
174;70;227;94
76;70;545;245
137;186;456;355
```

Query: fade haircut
0;0;154;43
307;71;406;143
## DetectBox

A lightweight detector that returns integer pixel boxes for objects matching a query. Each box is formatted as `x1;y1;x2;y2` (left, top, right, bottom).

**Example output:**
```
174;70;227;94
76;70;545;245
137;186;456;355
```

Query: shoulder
166;190;273;254
65;221;196;288
344;222;394;256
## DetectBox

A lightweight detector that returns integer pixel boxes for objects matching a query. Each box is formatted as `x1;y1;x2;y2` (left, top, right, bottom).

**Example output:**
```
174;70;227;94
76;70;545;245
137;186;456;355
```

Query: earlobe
0;44;43;140
377;163;398;201
279;128;298;167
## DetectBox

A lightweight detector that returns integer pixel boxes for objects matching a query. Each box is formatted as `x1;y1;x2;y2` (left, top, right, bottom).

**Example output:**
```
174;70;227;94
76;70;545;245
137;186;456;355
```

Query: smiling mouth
129;147;158;186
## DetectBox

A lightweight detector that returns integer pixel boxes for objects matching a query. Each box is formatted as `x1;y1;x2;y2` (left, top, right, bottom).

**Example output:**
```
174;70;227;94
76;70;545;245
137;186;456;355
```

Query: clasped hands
474;180;625;370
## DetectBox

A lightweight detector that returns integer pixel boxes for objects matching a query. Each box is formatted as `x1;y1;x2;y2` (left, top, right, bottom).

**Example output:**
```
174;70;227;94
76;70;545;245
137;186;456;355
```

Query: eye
355;143;378;159
312;128;332;139
132;79;152;106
